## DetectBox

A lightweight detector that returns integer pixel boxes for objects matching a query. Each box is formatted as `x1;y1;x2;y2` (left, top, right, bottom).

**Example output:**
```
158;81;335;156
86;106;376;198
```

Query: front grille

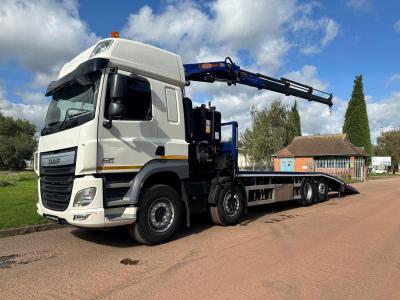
40;161;75;211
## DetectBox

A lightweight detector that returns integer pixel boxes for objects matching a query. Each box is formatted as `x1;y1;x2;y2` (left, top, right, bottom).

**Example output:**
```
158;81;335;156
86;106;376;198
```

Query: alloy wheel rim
318;182;326;194
223;192;240;216
148;198;175;233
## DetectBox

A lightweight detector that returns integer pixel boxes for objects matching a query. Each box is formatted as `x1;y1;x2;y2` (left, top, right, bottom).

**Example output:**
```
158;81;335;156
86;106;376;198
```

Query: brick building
272;134;368;181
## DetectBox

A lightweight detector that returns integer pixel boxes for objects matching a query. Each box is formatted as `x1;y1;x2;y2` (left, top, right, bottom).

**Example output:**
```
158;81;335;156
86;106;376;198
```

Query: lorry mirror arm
103;118;113;129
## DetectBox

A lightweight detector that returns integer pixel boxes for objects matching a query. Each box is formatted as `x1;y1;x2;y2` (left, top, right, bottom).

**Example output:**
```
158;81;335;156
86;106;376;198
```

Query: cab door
97;70;158;172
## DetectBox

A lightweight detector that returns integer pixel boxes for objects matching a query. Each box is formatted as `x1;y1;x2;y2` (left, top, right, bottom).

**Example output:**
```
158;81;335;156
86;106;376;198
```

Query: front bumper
37;175;137;228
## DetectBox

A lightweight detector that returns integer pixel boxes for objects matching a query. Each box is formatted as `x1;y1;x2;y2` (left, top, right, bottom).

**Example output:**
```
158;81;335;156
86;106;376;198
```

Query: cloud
394;20;400;32
123;0;339;72
0;85;48;131
122;0;296;73
321;19;339;46
0;0;99;87
367;92;400;143
294;17;340;54
385;74;400;87
345;0;372;12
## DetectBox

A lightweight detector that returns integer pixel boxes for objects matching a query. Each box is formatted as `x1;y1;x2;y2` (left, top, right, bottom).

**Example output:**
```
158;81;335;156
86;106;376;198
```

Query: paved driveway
1;178;400;299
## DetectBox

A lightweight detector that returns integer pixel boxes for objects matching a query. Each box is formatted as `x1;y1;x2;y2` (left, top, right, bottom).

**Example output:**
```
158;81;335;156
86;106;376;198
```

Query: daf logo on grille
41;150;75;167
48;158;61;165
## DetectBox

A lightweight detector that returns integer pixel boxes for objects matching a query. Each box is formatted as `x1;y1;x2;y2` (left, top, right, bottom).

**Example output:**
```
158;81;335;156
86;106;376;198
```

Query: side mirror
103;73;127;129
108;101;125;118
109;73;127;100
103;101;125;129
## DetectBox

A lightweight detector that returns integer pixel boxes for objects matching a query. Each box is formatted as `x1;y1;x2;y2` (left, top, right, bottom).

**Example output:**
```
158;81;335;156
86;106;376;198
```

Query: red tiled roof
272;134;368;157
273;147;293;157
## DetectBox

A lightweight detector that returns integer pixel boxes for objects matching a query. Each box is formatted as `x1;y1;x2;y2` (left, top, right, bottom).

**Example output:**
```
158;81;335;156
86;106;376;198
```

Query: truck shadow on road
70;193;341;247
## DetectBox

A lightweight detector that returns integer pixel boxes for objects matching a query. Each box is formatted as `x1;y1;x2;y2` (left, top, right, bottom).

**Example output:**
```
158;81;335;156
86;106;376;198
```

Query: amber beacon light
110;31;120;38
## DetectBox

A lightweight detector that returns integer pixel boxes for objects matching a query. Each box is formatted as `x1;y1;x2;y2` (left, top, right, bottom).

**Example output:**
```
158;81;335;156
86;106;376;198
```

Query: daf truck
35;37;357;245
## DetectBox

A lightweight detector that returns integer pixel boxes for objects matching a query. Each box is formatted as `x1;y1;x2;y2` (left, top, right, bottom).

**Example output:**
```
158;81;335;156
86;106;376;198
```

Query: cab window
105;74;152;120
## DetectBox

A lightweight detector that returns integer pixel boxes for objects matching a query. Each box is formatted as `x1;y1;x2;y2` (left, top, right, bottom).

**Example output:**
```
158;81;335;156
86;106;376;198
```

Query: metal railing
313;157;365;181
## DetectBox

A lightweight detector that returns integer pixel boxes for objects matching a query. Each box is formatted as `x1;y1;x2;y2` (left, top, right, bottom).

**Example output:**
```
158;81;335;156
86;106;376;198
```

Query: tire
300;178;315;206
316;178;329;202
127;184;182;245
209;182;244;226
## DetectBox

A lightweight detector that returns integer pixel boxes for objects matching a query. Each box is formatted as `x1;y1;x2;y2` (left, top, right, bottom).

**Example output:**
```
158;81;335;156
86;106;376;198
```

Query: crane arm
183;57;333;107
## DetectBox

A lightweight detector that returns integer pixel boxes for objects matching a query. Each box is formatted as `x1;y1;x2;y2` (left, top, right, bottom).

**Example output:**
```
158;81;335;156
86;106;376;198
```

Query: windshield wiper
41;121;61;135
59;108;91;130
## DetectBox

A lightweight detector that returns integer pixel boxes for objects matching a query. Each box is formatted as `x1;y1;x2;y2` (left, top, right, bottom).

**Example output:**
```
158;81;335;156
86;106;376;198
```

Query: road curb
0;223;67;238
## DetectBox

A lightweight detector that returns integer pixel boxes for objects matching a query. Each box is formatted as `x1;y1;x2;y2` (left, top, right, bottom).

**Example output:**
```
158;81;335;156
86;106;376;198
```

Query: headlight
90;40;113;57
73;187;96;207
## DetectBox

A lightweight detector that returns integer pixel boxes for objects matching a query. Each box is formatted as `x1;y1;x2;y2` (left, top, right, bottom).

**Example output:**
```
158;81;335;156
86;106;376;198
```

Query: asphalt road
1;178;400;300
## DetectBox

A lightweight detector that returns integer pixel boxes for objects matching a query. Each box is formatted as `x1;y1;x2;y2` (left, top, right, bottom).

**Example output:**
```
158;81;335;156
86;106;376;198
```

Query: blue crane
184;57;333;107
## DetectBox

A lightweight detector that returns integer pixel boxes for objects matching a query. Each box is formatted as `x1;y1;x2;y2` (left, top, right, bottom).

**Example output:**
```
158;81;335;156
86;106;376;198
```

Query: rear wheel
300;178;315;206
316;178;329;202
210;182;244;226
127;184;182;245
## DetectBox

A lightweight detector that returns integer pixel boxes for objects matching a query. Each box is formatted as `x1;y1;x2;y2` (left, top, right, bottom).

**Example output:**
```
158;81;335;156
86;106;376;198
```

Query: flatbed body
237;171;357;207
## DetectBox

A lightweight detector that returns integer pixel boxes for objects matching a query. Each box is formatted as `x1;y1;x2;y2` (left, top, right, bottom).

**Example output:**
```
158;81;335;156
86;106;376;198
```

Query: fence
313;157;366;181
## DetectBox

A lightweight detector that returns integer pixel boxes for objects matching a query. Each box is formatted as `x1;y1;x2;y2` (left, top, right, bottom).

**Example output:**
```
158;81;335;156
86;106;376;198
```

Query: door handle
155;146;165;156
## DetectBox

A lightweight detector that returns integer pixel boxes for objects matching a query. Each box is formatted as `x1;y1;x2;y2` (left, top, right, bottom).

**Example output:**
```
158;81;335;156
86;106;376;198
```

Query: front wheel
209;182;244;226
127;184;182;245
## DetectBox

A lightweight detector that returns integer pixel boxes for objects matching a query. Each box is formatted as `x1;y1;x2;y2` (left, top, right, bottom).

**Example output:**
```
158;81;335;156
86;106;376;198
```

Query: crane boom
184;57;333;107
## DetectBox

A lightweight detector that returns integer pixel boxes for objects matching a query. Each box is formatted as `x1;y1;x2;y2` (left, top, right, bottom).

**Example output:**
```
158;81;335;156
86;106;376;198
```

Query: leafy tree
375;129;400;173
0;110;37;170
287;100;302;144
240;99;300;169
343;75;371;155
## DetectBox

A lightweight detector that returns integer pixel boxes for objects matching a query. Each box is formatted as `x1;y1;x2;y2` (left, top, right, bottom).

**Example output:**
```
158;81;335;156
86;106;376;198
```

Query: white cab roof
58;38;186;87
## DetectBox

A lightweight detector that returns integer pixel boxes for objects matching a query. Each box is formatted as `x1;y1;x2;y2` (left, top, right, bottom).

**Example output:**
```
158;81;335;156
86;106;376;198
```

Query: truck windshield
42;72;100;135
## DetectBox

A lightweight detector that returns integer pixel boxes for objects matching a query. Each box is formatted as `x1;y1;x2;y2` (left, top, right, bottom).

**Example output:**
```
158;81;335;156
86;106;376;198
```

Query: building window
315;157;350;169
104;74;152;121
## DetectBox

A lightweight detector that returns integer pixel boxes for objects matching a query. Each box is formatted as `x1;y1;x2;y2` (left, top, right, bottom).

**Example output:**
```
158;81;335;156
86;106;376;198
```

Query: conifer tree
343;75;371;155
287;101;302;144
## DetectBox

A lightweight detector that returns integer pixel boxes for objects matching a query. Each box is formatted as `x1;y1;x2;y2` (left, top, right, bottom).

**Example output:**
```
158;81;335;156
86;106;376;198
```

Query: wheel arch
142;171;182;196
124;159;189;206
208;177;247;206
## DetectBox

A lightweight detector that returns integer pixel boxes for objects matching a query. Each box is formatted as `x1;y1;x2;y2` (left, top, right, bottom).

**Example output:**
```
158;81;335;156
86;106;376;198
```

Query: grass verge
0;172;47;229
